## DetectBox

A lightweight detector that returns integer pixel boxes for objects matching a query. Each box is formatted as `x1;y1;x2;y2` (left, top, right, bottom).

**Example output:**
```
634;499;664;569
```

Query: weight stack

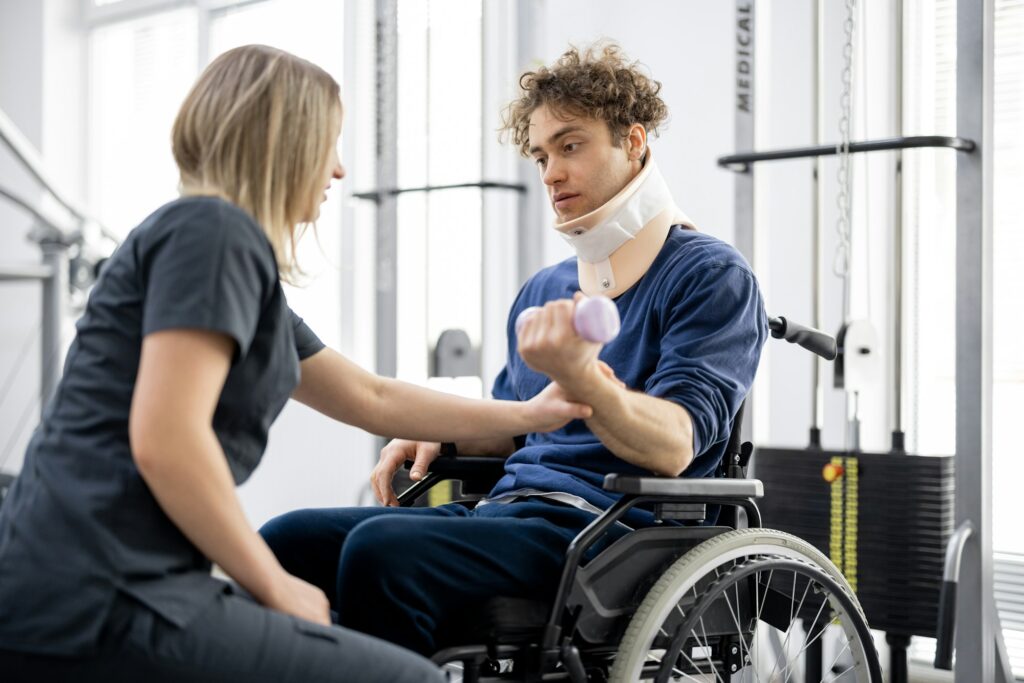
751;448;955;638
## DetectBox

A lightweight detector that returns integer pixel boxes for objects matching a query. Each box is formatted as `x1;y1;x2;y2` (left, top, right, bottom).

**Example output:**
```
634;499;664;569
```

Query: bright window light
87;7;197;239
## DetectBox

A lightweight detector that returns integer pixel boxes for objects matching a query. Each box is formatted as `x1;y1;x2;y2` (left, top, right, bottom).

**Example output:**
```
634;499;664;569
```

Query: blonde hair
172;44;340;281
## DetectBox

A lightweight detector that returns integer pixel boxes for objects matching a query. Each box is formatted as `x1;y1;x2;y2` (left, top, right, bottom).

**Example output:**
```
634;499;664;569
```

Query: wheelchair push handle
768;316;837;360
516;296;621;344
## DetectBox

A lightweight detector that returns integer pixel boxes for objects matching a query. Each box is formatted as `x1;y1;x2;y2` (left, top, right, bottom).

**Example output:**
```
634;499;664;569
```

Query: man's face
528;105;642;222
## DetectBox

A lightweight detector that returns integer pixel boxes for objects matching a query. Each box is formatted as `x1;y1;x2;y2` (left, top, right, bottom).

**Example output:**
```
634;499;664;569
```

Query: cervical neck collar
554;148;695;298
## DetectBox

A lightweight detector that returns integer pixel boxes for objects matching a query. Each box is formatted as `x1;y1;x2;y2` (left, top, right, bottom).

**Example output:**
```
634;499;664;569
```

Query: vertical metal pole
514;0;545;286
891;0;906;450
734;0;755;442
39;240;67;409
481;0;520;389
954;0;995;681
734;1;755;262
810;0;825;447
196;0;210;68
375;0;399;378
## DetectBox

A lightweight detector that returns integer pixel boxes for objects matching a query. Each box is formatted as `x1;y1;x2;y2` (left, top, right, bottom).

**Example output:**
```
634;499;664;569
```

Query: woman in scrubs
0;44;589;682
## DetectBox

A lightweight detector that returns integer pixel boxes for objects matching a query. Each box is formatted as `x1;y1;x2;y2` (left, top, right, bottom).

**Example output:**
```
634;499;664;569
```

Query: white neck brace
554;149;695;297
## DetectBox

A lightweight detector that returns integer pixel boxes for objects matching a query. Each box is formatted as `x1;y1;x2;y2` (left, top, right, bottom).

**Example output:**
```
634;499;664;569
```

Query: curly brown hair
500;42;669;157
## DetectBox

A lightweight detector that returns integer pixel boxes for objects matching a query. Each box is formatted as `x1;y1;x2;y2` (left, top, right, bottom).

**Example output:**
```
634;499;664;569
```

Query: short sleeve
491;365;514;400
290;309;326;360
140;202;276;359
644;264;767;461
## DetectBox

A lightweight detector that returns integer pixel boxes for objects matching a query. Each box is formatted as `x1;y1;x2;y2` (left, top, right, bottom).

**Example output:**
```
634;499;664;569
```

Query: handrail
0;107;117;243
0;185;75;236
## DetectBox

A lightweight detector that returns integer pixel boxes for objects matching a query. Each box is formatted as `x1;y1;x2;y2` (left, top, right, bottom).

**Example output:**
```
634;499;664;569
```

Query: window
208;0;346;348
394;0;484;397
86;0;346;348
87;6;197;239
906;0;1024;674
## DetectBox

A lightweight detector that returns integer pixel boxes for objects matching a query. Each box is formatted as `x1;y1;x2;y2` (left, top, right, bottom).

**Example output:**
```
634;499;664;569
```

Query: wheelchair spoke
673;642;720;683
775;595;830;683
646;650;707;682
721;581;756;682
696;617;726;683
754;569;774;627
824;635;854;679
790;572;797;624
691;619;725;683
766;572;814;683
830;662;858;681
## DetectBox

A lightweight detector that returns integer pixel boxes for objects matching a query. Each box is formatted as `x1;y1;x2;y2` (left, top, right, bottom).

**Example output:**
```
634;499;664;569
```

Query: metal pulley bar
717;134;975;171
352;180;526;202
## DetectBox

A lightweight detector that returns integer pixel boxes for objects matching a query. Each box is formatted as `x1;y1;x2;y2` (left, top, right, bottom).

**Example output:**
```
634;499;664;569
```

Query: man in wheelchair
261;43;879;682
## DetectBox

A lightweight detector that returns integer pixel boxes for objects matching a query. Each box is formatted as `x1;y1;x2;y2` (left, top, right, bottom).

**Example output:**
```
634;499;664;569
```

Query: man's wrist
555;361;609;400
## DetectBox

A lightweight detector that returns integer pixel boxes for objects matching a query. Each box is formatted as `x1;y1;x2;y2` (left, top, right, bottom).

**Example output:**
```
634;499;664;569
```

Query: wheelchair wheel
608;528;881;682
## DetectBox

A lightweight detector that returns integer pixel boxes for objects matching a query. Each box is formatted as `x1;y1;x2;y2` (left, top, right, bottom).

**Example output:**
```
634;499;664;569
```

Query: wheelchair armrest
602;474;763;499
404;456;507;481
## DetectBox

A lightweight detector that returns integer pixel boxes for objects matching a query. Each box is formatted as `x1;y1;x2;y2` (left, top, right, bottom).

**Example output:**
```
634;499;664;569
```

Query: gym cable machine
721;1;1011;682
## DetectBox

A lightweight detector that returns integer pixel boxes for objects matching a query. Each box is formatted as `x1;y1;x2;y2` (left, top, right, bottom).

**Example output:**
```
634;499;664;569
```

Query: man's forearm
561;364;694;476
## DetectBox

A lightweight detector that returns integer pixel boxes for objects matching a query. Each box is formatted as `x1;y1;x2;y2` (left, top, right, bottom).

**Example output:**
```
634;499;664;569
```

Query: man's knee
258;509;316;553
339;515;416;578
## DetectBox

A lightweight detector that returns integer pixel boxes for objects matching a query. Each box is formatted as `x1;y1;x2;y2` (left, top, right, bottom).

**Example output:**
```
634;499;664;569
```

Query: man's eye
535;157;547;167
564;143;579;153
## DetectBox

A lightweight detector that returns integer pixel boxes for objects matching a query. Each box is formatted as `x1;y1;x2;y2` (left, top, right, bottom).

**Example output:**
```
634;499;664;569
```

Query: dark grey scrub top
0;196;324;656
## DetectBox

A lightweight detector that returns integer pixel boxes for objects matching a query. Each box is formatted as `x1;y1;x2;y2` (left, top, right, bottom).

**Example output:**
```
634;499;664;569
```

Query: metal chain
834;0;856;279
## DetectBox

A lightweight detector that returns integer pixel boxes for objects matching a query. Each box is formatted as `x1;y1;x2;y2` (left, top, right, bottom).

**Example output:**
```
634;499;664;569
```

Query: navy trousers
259;499;627;655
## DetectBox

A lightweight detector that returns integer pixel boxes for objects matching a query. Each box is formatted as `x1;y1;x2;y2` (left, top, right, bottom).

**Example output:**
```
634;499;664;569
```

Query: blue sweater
490;227;768;519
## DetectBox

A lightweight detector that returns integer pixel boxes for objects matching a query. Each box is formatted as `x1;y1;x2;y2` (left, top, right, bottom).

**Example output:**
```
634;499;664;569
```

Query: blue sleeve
644;264;767;460
491;365;515;400
491;278;535;401
140;203;276;360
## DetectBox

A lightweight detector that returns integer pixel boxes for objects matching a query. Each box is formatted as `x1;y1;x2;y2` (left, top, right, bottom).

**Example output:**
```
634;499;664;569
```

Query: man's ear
626;123;648;162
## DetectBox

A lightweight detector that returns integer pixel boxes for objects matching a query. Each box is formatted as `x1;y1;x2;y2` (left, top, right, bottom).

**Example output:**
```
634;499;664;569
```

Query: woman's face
310;104;345;221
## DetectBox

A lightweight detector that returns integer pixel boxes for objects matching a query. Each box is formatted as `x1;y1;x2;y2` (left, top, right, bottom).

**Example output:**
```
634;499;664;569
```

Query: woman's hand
524;381;594;432
262;570;332;626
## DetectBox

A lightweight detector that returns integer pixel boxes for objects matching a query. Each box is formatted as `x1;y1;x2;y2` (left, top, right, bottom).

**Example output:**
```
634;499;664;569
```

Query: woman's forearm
370;377;531;441
294;348;585;442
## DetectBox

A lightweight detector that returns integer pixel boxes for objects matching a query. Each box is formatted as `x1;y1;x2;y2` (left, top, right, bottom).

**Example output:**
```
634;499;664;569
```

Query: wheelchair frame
395;321;881;682
397;434;879;681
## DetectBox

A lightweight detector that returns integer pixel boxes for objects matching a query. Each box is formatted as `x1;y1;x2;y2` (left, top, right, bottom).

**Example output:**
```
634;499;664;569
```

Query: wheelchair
397;318;882;683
